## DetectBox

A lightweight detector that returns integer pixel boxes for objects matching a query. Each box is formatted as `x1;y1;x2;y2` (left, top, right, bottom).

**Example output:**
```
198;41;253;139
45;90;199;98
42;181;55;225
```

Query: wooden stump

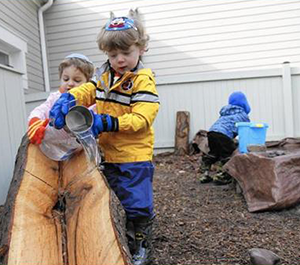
174;111;190;155
0;135;131;265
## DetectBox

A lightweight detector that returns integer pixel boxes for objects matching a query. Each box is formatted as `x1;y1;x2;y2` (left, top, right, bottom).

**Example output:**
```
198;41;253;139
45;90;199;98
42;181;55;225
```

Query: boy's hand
27;118;49;145
91;112;119;137
49;93;76;129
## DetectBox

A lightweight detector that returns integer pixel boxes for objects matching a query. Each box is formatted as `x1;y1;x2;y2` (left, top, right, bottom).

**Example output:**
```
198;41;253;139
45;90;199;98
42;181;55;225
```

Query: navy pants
102;161;155;220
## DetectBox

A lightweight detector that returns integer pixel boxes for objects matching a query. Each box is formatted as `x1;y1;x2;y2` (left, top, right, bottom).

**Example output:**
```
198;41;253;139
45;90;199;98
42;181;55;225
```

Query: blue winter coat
209;105;250;139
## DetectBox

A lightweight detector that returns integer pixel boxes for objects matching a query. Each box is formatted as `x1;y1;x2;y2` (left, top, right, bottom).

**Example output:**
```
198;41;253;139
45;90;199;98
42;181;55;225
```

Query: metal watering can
65;106;101;165
40;106;99;164
65;105;94;136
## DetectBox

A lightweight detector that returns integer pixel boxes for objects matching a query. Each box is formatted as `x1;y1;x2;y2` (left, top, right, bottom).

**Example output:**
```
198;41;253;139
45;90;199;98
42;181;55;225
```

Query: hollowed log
0;135;131;265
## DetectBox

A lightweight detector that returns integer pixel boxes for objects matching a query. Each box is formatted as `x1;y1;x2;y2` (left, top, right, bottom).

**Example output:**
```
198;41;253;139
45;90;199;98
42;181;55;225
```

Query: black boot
199;154;216;184
131;217;153;265
199;163;212;183
212;171;232;185
126;219;136;255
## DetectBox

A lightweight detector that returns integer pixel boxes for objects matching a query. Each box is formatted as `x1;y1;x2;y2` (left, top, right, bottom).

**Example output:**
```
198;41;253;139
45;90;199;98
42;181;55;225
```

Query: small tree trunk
0;135;131;265
175;111;190;155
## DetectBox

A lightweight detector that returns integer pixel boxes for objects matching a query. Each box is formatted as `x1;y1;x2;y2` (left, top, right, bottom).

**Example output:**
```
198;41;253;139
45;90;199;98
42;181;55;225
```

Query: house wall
0;66;27;203
41;0;300;149
43;0;300;89
0;0;46;203
0;0;44;93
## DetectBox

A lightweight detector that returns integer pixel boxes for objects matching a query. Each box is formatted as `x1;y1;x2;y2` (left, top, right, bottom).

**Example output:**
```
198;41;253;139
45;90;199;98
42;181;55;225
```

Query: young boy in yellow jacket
49;9;159;265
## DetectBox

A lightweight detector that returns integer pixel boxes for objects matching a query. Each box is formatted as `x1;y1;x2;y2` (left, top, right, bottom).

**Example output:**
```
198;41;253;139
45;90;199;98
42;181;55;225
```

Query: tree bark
174;111;190;155
0;135;131;265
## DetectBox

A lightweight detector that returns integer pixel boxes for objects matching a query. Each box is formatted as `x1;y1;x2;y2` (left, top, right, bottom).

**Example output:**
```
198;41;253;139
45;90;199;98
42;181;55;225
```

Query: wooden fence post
175;111;190;155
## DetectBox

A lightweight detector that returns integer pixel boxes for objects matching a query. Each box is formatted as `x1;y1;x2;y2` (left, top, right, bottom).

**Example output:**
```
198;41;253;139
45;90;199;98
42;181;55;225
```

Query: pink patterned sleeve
28;91;61;122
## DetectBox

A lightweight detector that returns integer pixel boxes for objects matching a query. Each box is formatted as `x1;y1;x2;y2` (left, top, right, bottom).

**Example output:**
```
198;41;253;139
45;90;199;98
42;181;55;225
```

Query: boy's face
107;44;144;75
59;65;88;93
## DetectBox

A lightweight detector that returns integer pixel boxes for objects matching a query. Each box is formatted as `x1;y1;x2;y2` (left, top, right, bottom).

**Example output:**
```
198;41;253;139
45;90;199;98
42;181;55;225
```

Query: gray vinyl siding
0;66;27;204
44;0;300;88
0;0;44;92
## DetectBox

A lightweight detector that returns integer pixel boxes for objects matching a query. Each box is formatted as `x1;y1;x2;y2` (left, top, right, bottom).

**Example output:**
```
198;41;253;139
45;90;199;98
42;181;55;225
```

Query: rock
224;152;300;212
190;130;209;155
235;182;242;194
249;248;281;265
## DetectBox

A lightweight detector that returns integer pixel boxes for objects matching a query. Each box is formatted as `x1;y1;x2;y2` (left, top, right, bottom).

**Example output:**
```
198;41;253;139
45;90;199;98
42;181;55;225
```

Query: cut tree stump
0;135;131;265
174;111;190;155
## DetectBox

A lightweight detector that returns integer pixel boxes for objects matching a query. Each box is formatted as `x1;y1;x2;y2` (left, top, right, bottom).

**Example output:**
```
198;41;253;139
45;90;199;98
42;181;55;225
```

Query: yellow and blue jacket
69;61;160;163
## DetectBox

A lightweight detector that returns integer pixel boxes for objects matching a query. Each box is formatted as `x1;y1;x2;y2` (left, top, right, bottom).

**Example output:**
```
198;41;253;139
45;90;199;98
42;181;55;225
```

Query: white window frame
0;23;28;89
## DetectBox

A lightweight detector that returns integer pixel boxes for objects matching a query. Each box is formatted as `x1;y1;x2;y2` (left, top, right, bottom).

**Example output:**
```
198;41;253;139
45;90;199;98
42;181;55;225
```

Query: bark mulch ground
152;152;300;265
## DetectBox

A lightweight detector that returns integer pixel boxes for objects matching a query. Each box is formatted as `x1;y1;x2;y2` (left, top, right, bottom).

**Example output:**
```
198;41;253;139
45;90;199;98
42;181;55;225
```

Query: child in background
49;9;159;265
27;53;94;146
199;91;251;185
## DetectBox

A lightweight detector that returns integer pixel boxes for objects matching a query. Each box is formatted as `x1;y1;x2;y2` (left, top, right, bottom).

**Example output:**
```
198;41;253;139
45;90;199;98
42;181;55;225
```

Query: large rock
224;151;300;212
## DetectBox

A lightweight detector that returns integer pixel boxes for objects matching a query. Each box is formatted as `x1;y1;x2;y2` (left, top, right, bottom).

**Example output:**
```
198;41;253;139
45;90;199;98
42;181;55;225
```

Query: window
0;51;10;67
0;23;28;89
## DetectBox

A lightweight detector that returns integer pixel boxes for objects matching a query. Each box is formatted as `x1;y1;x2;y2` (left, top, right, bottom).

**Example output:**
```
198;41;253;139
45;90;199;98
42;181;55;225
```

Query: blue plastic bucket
236;122;269;153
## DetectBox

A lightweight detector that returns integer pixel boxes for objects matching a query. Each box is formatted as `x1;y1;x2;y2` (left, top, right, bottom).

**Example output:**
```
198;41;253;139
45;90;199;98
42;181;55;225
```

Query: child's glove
91;112;119;137
27;117;49;144
49;93;76;129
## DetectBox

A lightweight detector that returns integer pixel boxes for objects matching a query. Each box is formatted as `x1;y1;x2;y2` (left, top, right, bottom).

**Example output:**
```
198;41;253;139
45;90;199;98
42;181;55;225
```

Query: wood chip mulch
152;152;300;265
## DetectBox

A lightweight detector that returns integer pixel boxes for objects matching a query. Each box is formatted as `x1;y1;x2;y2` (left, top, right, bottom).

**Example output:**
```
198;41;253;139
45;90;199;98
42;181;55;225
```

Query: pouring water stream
65;106;101;167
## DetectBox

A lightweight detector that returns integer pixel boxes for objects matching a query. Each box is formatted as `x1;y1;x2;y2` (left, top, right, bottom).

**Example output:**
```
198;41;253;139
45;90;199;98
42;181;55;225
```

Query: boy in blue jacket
199;91;251;185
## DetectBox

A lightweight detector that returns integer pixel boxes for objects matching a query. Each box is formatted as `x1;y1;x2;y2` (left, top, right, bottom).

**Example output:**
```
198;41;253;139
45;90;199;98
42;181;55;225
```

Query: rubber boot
199;155;214;183
212;171;232;185
126;219;136;255
211;157;232;185
132;218;153;265
199;154;217;183
199;168;212;183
